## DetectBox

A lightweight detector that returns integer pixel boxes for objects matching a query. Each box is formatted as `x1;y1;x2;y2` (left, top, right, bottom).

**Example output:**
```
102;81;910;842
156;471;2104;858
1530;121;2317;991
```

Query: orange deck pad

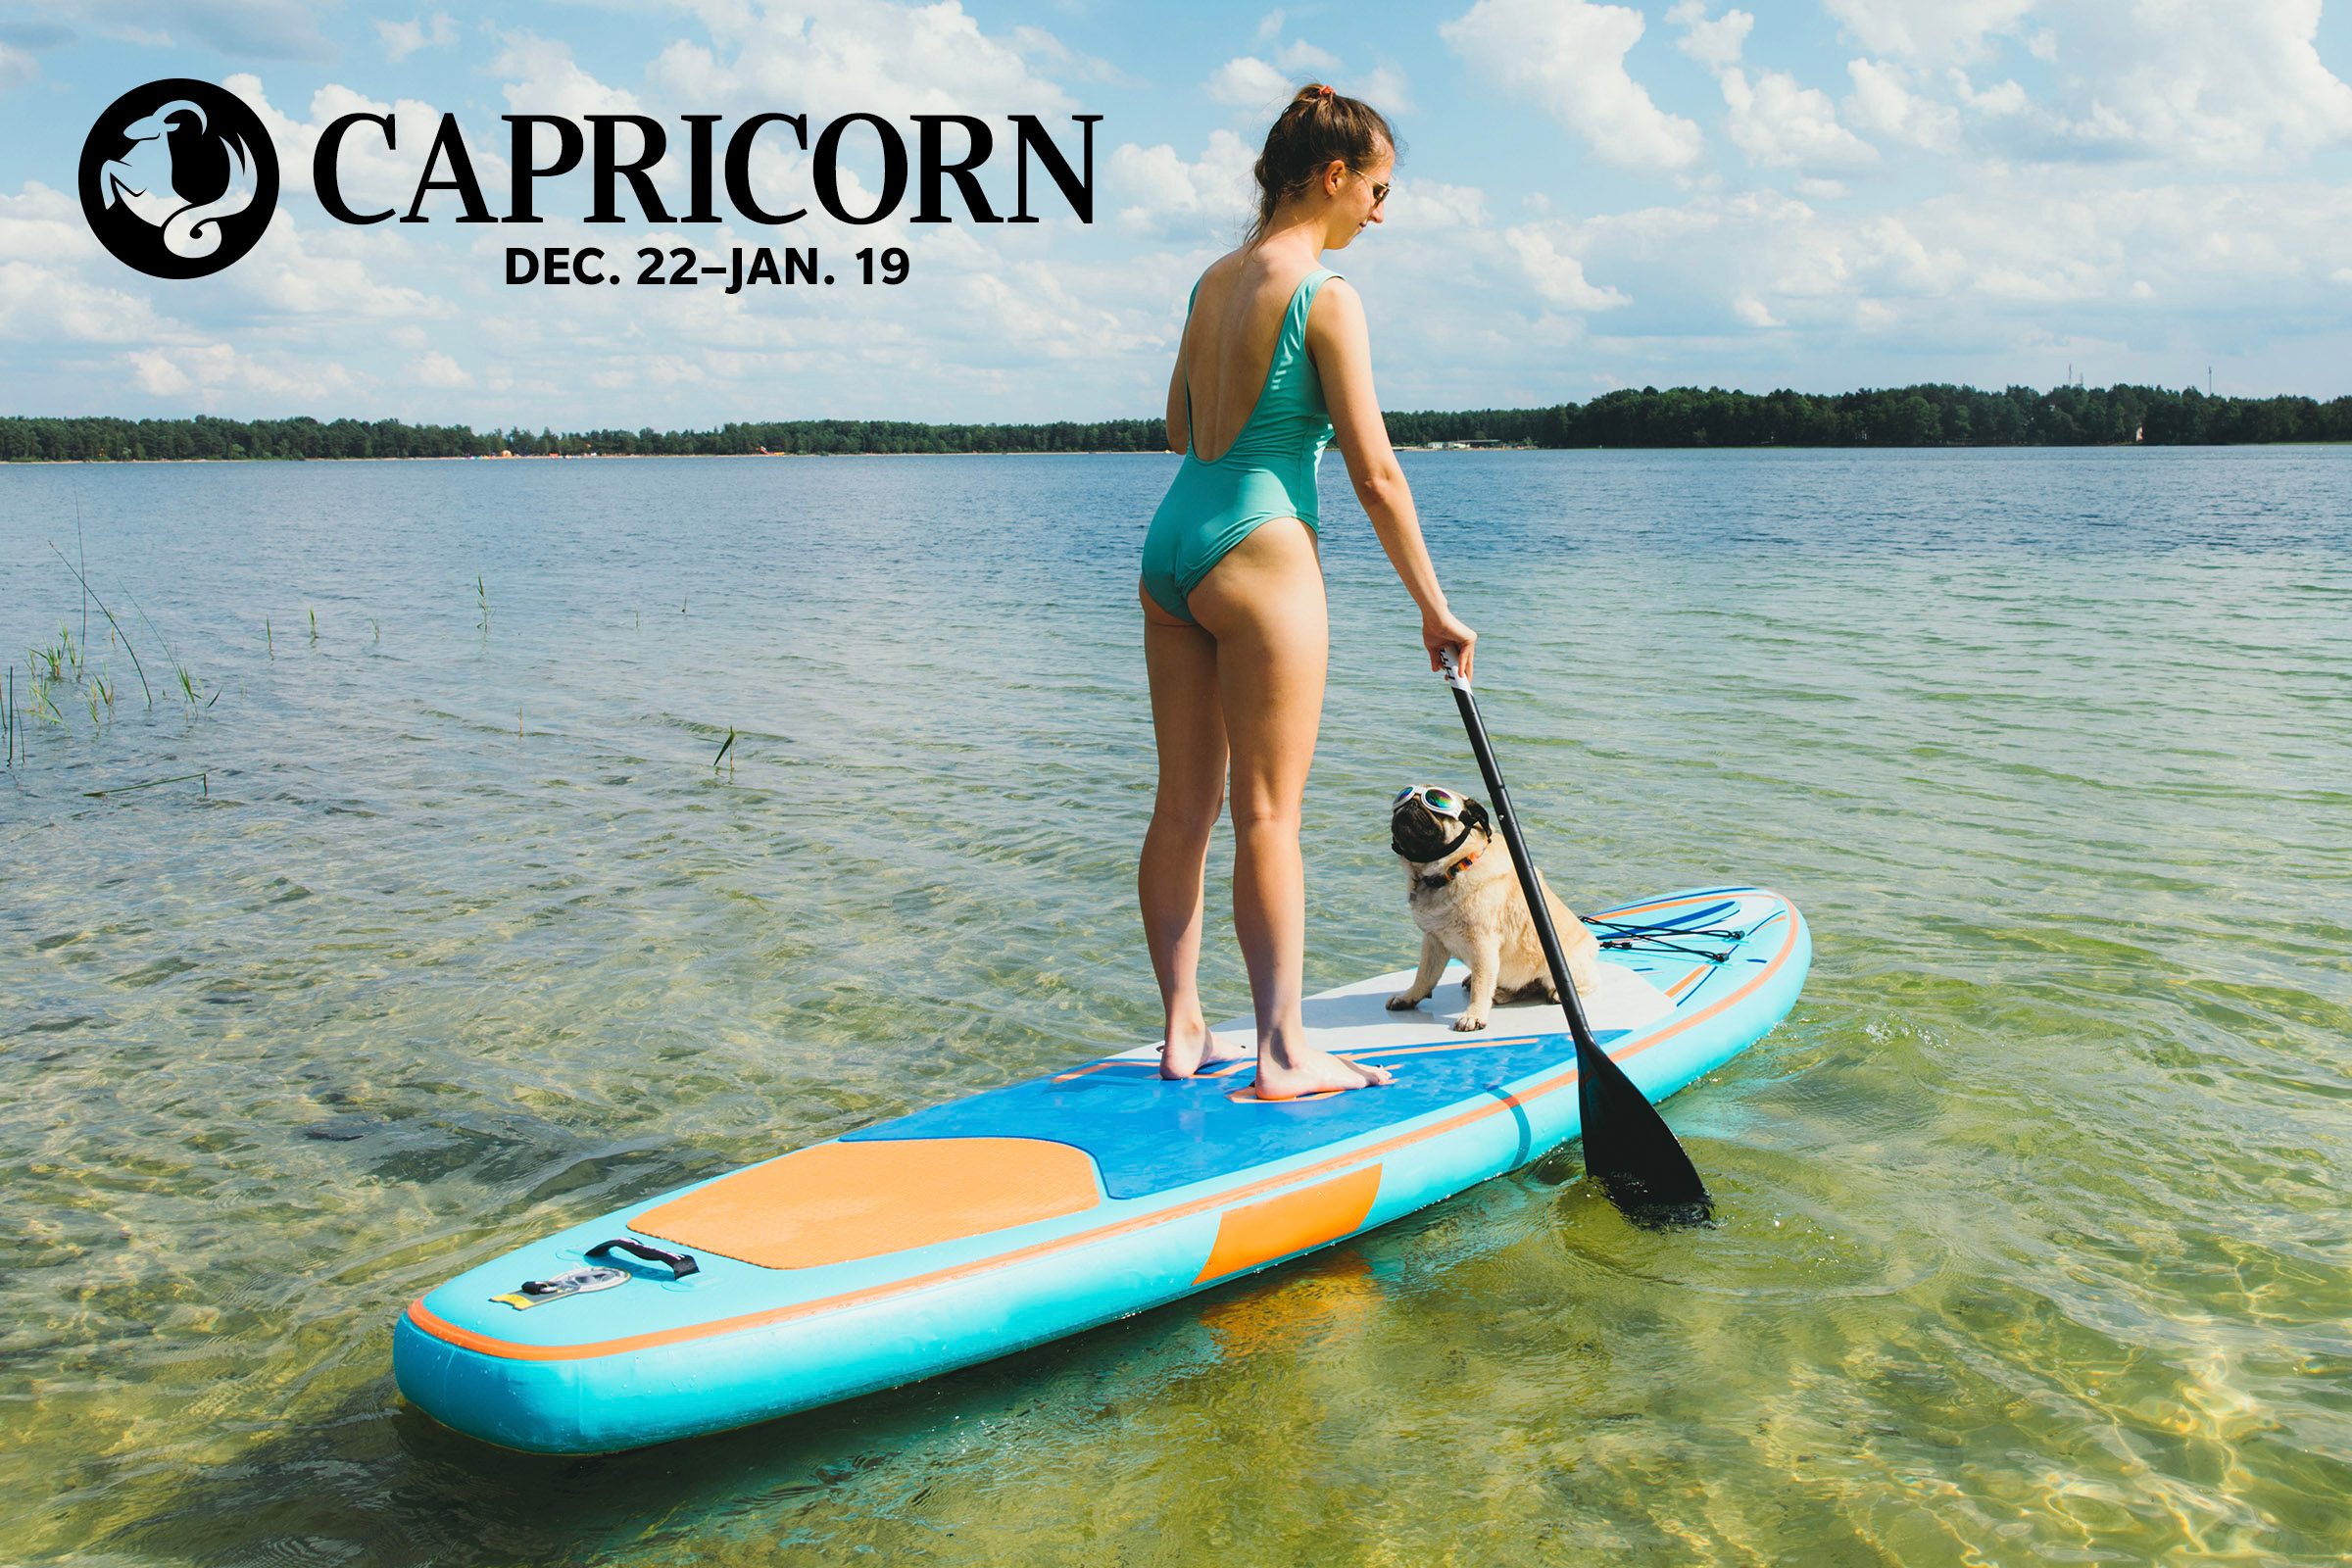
632;1138;1102;1270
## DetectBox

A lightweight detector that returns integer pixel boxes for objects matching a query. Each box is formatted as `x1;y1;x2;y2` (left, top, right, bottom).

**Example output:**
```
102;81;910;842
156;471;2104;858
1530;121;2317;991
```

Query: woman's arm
1164;305;1191;456
1309;279;1477;676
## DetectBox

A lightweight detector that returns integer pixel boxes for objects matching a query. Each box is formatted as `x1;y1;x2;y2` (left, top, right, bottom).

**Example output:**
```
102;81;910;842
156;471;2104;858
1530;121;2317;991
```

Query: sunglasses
1394;784;1464;817
1359;172;1390;205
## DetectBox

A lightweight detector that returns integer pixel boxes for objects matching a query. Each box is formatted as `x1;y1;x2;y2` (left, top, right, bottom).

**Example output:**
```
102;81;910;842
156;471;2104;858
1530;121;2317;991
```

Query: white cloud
1355;64;1414;117
0;260;180;345
128;348;194;398
1666;6;1875;172
1950;72;2030;117
0;181;94;264
1274;40;1341;76
496;31;646;120
1108;130;1253;233
48;0;334;61
646;0;1074;120
1832;0;2352;166
1503;223;1632;310
1398;180;1490;230
0;41;38;92
1668;1;1753;71
377;12;456;64
956;260;1156;362
1444;0;1704;172
1720;67;1879;170
410;351;470;387
125;343;359;406
1564;172;2352;351
233;213;443;319
1823;0;2038;65
0;184;188;347
2042;0;2352;163
1207;55;1292;110
1845;59;1962;150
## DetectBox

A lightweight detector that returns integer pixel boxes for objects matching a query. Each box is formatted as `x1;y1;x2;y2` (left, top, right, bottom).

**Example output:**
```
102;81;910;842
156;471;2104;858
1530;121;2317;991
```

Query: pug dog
1385;784;1607;1031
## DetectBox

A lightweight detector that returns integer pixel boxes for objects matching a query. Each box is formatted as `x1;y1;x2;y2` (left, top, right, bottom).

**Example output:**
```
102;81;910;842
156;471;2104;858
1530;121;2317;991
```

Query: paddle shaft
1437;648;1711;1219
1438;651;1602;1055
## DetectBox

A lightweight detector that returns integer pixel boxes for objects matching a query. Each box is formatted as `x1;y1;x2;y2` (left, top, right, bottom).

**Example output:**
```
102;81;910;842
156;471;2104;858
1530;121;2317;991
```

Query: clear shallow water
2;448;2347;1565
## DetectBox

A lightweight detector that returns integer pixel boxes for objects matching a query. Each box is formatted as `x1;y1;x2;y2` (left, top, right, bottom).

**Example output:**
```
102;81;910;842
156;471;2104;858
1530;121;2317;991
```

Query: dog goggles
1394;785;1466;818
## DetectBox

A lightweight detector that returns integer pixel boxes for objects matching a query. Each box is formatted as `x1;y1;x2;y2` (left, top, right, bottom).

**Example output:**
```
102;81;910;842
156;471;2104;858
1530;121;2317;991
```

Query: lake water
3;448;2347;1565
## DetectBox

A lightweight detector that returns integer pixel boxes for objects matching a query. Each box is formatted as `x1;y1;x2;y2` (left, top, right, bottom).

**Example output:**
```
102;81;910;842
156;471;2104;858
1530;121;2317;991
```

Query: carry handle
585;1237;700;1278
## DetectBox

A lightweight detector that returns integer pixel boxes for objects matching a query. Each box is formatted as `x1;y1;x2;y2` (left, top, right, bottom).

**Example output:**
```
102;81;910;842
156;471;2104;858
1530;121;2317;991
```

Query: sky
2;0;2349;426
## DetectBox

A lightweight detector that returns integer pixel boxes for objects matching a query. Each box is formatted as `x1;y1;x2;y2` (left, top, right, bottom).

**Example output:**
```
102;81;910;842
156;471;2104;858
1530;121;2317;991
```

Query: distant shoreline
5;382;2347;463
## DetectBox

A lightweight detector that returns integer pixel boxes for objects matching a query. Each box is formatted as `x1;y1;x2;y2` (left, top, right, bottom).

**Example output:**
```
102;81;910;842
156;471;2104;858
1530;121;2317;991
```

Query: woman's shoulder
1191;249;1248;300
1195;249;1348;305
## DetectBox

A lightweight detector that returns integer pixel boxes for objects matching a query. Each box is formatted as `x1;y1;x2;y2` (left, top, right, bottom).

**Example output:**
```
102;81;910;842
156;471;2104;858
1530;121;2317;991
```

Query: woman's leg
1140;585;1250;1077
1189;520;1394;1097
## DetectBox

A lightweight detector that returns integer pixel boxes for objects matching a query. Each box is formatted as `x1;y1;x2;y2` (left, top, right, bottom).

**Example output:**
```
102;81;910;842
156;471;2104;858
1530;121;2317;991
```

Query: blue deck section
839;1030;1628;1200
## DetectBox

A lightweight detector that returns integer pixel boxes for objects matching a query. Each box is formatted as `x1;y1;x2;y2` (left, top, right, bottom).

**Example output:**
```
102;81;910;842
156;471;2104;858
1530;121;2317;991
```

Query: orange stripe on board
1193;1166;1382;1284
1665;967;1709;999
1595;889;1754;922
407;893;1796;1364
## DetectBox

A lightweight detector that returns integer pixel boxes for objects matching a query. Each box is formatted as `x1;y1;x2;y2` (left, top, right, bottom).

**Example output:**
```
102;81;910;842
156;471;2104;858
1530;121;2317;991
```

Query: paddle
1437;646;1713;1227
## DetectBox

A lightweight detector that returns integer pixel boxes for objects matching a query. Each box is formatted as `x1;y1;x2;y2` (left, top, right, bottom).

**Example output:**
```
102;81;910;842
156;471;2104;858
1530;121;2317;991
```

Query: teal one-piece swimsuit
1141;267;1341;622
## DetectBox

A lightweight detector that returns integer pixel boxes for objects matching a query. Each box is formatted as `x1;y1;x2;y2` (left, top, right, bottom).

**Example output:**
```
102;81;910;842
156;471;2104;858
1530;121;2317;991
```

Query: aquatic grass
265;617;274;660
309;608;318;646
476;574;490;631
712;726;737;774
81;770;208;799
124;592;207;716
28;659;64;723
32;624;79;682
48;542;152;710
3;664;15;765
74;506;90;653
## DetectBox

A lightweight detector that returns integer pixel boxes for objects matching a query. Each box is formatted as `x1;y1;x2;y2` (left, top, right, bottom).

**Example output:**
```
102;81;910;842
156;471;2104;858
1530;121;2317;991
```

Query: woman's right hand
1422;603;1477;680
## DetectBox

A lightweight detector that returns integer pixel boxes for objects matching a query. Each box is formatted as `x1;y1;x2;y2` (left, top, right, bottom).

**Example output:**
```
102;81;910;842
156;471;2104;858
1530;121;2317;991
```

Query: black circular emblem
79;78;279;280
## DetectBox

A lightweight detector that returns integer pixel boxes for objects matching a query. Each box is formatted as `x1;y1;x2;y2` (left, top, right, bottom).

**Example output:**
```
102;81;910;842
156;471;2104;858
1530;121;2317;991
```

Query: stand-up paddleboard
394;885;1809;1453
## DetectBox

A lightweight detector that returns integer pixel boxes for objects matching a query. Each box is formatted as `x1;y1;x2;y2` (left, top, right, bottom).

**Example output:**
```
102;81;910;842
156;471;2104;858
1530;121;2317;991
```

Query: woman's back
1180;254;1338;465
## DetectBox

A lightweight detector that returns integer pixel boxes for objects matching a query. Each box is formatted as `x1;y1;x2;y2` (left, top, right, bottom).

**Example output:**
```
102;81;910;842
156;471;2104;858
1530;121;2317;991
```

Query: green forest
4;382;2346;463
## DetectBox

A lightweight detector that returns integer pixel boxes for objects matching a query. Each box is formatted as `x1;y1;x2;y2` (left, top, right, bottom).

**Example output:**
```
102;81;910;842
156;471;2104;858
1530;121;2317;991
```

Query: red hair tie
1314;84;1334;100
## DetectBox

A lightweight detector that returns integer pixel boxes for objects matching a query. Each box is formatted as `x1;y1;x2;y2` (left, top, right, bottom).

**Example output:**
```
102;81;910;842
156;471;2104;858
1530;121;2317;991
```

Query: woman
1139;83;1477;1099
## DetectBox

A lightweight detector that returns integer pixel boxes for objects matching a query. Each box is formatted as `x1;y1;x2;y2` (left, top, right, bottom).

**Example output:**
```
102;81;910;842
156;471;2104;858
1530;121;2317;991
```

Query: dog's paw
1386;993;1425;1011
1450;1014;1490;1032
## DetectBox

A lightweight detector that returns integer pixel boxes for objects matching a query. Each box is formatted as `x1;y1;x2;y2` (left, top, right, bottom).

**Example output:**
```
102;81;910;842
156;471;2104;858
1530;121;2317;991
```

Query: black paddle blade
1576;1036;1713;1228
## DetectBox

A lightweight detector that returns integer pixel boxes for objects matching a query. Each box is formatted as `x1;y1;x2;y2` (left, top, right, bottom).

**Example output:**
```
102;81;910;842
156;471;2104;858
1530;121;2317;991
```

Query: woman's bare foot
1161;1021;1251;1080
1252;1048;1395;1101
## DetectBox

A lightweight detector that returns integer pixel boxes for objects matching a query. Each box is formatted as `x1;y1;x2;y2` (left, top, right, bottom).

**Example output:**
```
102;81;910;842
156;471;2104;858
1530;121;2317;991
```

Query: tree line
3;383;2345;463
